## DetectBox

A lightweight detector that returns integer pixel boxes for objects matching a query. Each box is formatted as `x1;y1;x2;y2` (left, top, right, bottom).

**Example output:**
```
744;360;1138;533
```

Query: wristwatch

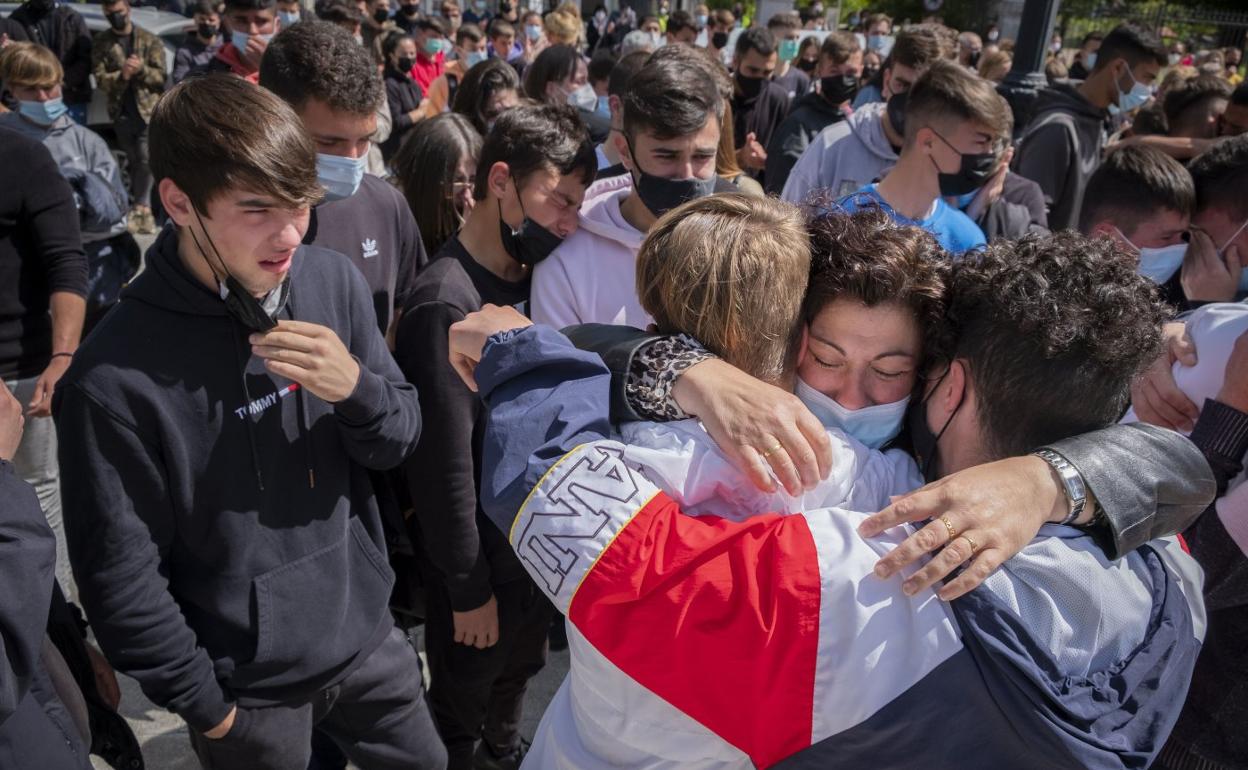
1032;448;1087;526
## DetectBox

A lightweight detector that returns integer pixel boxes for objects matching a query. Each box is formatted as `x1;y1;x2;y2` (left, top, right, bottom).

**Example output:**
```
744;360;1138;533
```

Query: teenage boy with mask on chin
765;30;862;194
1014;23;1167;232
191;0;279;81
730;27;790;183
260;20;427;339
394;103;595;770
531;44;729;329
53;75;446;770
836;60;1002;254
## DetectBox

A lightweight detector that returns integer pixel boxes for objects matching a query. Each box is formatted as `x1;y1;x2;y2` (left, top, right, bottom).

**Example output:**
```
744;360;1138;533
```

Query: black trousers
423;572;553;770
189;626;447;770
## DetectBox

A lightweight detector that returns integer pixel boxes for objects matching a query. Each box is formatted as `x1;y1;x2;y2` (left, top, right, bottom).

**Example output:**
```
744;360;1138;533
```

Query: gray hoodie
1013;82;1108;232
780;101;899;205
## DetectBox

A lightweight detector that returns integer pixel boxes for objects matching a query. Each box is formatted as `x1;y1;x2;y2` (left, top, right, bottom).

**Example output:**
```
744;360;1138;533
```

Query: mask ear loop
190;206;238;288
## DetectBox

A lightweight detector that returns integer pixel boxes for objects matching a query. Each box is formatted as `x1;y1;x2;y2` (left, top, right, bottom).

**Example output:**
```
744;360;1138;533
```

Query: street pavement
90;232;569;769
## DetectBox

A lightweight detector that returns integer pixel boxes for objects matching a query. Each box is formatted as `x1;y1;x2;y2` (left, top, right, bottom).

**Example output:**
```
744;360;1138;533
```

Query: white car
1;3;195;130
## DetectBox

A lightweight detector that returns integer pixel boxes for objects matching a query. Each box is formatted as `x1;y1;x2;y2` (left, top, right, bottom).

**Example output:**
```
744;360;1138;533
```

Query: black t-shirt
393;236;530;608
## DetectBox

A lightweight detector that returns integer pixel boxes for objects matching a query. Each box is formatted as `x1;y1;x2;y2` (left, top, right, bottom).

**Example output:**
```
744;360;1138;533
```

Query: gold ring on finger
760;442;784;458
961;534;979;555
939;515;957;541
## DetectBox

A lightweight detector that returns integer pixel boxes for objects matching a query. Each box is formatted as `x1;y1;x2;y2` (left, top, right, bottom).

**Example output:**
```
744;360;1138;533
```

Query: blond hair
543;10;581;45
637;195;810;384
0;42;63;89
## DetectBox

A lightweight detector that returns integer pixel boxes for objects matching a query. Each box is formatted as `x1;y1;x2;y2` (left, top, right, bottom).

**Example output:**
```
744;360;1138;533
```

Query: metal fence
1059;2;1248;51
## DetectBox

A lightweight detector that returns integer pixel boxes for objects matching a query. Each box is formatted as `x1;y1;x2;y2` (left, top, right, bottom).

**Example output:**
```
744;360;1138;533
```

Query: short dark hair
392;113;482;255
455;22;482;45
1080;31;1104;47
523;44;580;102
224;0;273;12
587;50;615;85
607;49;648;97
948;231;1167;459
623;44;723;141
1188;133;1248;220
803;207;951;371
473;103;596;200
887;25;946;71
416;16;446;34
903;60;1012;145
487;18;514;39
317;0;362;25
191;0;218;16
260;20;382;115
1091;23;1167;73
1079;145;1194;235
820;31;860;64
151;75;321;211
453;56;520;135
766;11;799;32
381;29;411;59
666;9;696;35
1163;74;1232;134
734;27;775;59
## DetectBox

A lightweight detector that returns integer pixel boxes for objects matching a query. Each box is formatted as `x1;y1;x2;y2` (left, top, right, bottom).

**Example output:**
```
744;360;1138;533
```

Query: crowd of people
0;0;1246;768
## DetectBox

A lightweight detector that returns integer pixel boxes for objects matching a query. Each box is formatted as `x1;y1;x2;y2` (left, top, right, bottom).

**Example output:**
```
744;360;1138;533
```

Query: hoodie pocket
251;519;395;681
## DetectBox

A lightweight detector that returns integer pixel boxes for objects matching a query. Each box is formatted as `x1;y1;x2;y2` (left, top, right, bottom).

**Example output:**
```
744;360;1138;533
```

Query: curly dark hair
259;20;383;116
802;207;952;375
947;231;1168;460
473;103;597;201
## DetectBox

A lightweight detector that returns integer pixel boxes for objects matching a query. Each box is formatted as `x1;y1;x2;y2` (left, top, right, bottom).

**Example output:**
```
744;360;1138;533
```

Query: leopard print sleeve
626;333;717;422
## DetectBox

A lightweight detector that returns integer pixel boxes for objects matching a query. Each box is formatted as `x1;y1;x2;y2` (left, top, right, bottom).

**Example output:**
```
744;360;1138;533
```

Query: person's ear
160;178;194;228
925;358;967;431
1088;221;1117;240
616;131;634;170
607;93;621;120
487;161;511;200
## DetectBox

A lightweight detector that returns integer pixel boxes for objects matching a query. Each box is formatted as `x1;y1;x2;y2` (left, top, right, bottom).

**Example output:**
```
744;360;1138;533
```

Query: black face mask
711;30;729;49
106;10;128;30
861;65;879;83
197;22;219;38
796;58;817;73
401;3;418;15
190;208;282;332
626;137;717;218
820;73;859;105
373;7;390;23
736;73;764;99
497;191;563;267
396;55;415;71
928;129;997;196
967;50;980;68
907;367;962;482
885;89;907;138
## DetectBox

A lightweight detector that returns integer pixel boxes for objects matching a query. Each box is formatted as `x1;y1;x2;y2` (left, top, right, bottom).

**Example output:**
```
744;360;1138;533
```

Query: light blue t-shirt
835;184;987;254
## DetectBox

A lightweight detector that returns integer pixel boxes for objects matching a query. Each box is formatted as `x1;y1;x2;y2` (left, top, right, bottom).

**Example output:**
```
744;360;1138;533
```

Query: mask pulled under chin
795;378;908;450
218;275;288;332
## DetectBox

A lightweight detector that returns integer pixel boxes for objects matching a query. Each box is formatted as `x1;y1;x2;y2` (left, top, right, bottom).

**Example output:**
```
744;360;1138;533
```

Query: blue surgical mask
778;38;799;62
795;378;909;450
1113;226;1186;284
277;9;299;26
466;49;488;67
18;97;67;126
316;152;367;201
1084;51;1097;70
867;34;891;53
424;37;447;56
696;13;708;26
1114;65;1153;113
525;24;542;42
595;94;611;118
231;30;274;51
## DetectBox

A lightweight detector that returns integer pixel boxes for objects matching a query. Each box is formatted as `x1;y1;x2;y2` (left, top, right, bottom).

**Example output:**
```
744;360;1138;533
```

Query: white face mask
1113;226;1186;284
795;378;909;450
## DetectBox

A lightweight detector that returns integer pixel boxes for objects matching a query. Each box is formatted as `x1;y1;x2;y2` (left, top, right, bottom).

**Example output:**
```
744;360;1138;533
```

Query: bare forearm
49;291;86;355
